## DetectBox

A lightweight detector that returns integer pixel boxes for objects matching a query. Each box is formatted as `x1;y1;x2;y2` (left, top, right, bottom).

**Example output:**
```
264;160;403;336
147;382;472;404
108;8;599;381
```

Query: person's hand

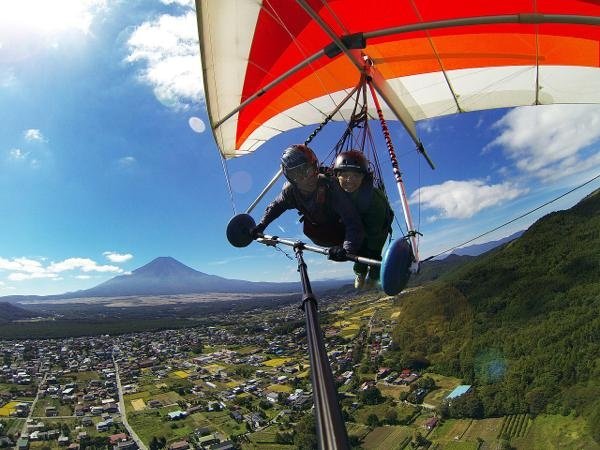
250;223;266;239
328;245;347;262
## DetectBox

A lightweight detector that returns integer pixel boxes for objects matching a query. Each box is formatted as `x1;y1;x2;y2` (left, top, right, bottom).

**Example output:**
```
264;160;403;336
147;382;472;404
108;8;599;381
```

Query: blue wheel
226;214;256;248
380;239;413;295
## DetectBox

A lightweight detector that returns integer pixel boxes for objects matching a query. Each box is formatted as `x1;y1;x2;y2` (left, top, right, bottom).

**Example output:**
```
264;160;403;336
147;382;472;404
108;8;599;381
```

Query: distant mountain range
0;257;345;303
0;229;526;303
449;230;524;257
0;302;39;322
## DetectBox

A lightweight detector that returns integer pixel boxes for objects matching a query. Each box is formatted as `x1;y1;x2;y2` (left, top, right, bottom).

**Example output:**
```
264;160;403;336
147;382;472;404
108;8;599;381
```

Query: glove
328;245;347;262
250;223;266;239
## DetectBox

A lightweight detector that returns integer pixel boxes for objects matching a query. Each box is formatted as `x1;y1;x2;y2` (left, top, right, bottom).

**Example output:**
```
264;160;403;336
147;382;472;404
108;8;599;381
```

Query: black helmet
281;144;318;182
333;150;368;174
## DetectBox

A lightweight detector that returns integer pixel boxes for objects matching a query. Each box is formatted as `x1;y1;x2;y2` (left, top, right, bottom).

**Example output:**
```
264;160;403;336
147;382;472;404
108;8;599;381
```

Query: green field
361;425;411;450
511;414;600;450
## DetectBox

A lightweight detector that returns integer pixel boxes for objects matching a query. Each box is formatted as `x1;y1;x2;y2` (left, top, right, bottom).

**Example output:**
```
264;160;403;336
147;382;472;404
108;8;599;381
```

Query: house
194;427;212;437
167;410;187;420
446;385;472;401
230;410;243;422
196;434;219;447
16;437;29;450
81;416;93;427
115;440;138;450
168;441;190;450
58;435;70;446
265;392;279;403
45;406;58;417
109;433;129;445
209;441;235;450
424;417;438;430
96;421;111;432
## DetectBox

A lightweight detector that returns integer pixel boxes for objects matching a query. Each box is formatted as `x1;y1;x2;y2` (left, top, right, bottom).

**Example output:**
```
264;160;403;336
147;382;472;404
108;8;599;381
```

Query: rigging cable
218;152;237;216
427;172;600;261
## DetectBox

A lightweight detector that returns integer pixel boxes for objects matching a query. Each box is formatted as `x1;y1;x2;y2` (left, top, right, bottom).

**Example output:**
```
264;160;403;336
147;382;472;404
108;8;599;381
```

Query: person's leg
353;260;368;289
363;233;388;287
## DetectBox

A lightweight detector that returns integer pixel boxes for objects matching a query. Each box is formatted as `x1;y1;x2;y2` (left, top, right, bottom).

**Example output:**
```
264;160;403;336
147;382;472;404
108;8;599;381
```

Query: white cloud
0;0;107;36
486;105;600;181
24;129;46;142
9;148;27;160
411;179;526;221
76;275;92;279
103;252;133;263
8;272;58;281
47;258;122;273
117;156;137;168
161;0;195;6
126;10;202;110
0;257;45;274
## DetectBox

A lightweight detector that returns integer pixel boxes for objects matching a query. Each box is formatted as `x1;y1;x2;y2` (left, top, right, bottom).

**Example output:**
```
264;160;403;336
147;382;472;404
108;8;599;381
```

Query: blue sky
1;0;599;296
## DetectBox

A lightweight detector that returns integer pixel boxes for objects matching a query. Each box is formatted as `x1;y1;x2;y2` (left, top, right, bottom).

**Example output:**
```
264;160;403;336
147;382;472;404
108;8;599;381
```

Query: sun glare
0;0;105;35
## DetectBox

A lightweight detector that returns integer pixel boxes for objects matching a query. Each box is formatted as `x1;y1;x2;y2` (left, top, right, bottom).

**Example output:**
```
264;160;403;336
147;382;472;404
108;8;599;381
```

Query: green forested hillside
386;189;600;441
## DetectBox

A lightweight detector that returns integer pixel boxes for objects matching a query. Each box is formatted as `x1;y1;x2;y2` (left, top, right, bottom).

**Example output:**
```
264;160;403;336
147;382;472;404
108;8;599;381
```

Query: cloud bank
411;180;526;221
126;8;202;110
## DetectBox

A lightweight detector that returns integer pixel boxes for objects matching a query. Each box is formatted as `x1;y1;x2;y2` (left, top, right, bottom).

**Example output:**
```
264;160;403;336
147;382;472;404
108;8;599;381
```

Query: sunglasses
285;163;316;182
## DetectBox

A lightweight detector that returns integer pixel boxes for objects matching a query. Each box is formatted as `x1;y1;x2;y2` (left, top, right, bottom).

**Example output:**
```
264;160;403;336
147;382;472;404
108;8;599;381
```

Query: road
20;374;46;438
113;356;148;450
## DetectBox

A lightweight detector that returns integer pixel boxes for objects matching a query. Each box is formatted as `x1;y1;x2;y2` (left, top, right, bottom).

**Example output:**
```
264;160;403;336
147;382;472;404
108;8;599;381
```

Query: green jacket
346;183;393;252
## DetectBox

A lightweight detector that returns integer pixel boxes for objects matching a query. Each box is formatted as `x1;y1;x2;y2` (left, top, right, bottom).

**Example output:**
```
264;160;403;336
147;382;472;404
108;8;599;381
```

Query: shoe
354;273;366;289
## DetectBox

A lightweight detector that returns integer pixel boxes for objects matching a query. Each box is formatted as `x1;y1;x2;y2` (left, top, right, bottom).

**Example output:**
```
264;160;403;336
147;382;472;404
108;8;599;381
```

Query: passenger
252;144;365;261
333;150;394;289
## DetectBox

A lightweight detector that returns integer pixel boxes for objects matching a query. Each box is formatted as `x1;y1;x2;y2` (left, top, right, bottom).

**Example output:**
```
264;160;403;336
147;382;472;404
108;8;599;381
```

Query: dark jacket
258;174;364;253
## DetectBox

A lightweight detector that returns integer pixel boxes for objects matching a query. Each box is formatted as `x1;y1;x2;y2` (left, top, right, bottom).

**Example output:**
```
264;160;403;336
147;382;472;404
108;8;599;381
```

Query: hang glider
197;0;600;159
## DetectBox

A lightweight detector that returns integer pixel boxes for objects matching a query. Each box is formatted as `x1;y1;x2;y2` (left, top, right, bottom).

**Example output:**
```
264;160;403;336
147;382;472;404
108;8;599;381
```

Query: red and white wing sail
196;0;600;159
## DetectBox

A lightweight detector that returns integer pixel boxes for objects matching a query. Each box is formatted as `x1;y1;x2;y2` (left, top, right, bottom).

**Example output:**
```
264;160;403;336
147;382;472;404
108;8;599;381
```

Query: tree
588;400;600;444
366;413;379;427
384;408;398;425
359;386;384;405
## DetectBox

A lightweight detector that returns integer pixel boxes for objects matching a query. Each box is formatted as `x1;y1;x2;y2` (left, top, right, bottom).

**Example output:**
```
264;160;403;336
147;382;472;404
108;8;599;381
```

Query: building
446;385;472;401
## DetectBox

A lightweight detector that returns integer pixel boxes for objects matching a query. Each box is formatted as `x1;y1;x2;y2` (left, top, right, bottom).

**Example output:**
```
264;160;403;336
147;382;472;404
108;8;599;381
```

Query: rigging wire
218;153;237;216
426;172;600;261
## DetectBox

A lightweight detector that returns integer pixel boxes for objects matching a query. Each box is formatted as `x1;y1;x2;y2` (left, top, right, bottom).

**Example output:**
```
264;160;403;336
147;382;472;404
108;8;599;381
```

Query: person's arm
331;183;364;253
256;183;296;232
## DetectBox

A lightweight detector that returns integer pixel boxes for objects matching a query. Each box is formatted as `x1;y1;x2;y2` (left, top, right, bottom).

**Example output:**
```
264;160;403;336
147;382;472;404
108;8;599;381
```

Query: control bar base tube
257;234;381;267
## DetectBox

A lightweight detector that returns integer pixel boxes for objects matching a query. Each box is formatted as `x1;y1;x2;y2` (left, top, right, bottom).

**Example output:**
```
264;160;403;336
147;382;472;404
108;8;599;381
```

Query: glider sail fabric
196;0;600;159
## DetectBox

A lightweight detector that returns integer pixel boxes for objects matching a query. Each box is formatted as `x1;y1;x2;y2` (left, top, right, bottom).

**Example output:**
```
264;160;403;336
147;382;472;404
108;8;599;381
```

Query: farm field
0;401;19;417
511;414;600;450
361;425;411;450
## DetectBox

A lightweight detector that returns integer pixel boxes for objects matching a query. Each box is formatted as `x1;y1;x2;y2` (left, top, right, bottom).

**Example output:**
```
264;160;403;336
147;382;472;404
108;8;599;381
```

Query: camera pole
293;242;350;450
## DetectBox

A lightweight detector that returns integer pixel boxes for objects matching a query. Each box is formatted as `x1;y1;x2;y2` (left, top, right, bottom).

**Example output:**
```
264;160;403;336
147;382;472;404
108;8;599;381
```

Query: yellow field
266;384;293;393
0;401;19;417
172;370;189;379
391;311;401;318
203;364;225;374
263;358;292;367
225;380;242;388
130;399;146;411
